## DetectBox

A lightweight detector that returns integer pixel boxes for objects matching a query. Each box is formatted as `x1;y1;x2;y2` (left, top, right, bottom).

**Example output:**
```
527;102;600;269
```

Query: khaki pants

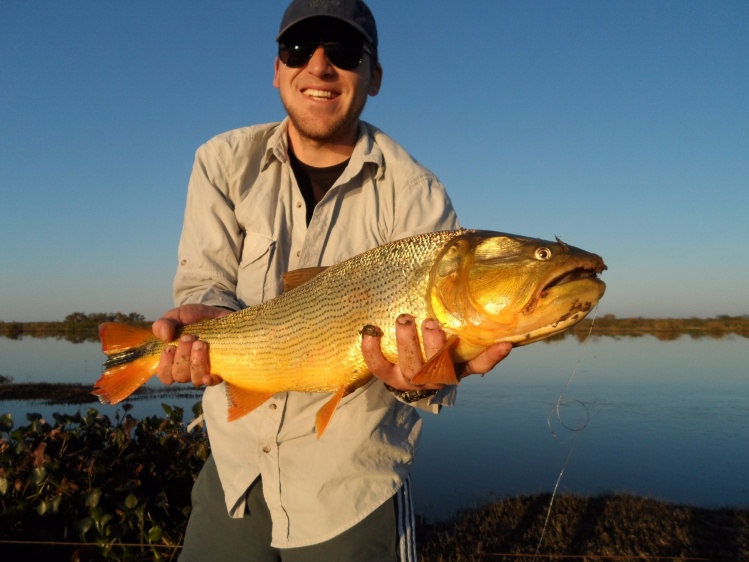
179;455;416;562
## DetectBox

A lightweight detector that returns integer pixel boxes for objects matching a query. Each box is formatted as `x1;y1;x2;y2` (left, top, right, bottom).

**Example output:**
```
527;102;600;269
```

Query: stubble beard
282;95;368;144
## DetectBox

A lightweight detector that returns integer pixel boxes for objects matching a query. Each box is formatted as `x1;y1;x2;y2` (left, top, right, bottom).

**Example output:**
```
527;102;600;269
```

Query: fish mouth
540;261;607;297
523;258;606;315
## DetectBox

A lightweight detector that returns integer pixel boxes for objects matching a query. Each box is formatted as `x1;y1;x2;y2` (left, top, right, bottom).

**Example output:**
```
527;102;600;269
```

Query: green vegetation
0;405;207;561
2;313;748;343
568;314;749;341
0;312;149;343
0;407;746;561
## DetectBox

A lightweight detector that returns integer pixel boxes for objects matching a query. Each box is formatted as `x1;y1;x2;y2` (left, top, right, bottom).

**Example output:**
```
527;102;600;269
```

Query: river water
1;333;747;520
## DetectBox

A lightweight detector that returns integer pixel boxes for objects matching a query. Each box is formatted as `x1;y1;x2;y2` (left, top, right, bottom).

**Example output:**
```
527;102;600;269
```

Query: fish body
94;229;606;436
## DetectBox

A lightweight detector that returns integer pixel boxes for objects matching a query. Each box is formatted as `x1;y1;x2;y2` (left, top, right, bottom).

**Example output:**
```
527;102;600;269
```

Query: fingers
152;304;232;342
152;302;232;387
395;314;423;380
458;342;512;378
421;318;447;359
361;324;398;383
362;315;446;391
152;317;178;342
156;335;223;387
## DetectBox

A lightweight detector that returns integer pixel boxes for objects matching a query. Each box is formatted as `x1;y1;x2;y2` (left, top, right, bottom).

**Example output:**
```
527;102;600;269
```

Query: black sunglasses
278;41;374;71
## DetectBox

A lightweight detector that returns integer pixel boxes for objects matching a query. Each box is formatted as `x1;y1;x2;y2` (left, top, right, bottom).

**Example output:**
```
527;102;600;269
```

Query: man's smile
302;88;339;100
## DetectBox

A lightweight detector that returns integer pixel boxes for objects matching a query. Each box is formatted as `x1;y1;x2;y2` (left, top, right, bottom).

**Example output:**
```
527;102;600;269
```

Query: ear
368;63;383;97
273;58;281;89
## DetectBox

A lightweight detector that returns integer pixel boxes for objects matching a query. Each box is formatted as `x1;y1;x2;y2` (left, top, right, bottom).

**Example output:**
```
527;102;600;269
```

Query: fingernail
396;314;412;326
181;334;195;343
360;324;383;338
423;318;438;331
193;340;205;351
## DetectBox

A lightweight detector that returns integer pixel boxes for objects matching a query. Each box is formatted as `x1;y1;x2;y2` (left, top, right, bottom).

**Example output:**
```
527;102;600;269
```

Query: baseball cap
277;0;378;48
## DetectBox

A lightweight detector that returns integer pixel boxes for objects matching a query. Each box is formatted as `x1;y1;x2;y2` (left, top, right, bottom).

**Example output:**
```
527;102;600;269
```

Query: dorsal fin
282;267;328;292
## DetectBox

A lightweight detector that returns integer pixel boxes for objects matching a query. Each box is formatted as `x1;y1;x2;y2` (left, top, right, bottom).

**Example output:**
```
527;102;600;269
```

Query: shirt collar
262;118;384;181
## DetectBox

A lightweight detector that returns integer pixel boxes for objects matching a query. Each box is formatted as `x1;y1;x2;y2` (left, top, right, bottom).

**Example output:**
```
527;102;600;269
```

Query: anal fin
315;386;347;439
225;384;275;421
410;335;460;386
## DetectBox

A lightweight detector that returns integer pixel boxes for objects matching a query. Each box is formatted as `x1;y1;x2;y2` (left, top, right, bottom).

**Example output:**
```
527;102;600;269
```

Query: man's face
273;20;382;145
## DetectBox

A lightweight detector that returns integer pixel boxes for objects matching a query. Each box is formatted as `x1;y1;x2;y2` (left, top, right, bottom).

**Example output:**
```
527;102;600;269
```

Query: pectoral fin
315;386;348;439
225;384;275;421
410;335;460;386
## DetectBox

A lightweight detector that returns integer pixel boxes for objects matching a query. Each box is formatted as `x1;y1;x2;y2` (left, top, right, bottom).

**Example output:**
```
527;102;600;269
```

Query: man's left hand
361;314;511;391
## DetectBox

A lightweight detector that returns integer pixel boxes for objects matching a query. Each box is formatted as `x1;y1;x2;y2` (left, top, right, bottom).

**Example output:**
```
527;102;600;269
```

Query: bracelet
384;383;439;404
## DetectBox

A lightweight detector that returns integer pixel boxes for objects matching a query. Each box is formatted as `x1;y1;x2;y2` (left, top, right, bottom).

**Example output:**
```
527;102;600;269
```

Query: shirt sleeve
391;174;461;240
173;142;244;311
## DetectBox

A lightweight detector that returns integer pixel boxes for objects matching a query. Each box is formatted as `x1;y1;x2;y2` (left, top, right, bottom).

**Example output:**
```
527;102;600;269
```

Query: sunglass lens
279;42;364;70
279;43;314;68
325;44;362;70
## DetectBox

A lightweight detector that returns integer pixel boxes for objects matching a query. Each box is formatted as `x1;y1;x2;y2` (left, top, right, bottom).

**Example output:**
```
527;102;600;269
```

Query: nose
306;45;335;76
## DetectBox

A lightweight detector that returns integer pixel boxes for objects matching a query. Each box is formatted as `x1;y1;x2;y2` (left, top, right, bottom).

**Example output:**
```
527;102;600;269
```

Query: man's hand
361;314;511;391
152;304;231;388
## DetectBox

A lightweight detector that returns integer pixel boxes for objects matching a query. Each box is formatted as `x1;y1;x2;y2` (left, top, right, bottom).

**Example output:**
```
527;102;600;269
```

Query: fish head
428;230;606;350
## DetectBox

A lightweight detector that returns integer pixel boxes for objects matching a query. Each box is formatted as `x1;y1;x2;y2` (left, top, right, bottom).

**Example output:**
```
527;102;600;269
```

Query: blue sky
1;0;747;321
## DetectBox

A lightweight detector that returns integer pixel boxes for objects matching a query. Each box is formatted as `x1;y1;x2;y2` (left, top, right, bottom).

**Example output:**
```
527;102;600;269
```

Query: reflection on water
413;335;748;519
1;334;748;519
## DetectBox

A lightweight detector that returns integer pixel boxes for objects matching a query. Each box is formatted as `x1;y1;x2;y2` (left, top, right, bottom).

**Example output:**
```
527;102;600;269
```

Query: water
413;334;749;519
1;334;747;520
0;336;201;420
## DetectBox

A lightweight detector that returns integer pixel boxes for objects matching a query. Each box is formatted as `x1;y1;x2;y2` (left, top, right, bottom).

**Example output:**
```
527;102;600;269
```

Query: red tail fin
99;322;153;354
93;323;160;404
92;356;159;404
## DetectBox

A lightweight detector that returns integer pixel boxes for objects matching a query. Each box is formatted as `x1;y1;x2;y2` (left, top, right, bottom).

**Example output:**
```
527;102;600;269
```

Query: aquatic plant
0;404;207;561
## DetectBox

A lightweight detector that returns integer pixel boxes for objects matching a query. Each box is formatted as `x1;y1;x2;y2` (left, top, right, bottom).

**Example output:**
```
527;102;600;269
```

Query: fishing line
533;305;599;559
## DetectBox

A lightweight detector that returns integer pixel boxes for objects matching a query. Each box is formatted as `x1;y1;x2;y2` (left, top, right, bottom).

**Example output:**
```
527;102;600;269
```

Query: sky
1;0;747;322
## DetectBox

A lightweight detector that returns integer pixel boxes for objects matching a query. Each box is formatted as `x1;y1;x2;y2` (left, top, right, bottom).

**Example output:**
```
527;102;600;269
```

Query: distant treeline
1;313;748;343
564;314;749;341
0;312;150;343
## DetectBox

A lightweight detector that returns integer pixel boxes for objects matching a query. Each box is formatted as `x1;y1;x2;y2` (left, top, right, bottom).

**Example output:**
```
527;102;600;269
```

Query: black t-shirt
288;150;349;225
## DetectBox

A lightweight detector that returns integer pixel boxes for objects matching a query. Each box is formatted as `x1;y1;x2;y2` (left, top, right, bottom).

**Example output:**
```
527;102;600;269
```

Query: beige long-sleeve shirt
173;118;459;548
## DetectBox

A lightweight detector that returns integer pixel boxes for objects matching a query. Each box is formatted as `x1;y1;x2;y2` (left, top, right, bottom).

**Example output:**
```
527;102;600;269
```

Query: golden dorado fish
94;229;606;437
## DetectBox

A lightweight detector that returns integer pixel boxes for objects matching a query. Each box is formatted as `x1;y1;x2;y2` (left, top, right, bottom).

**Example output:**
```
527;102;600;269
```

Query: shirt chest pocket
237;232;277;305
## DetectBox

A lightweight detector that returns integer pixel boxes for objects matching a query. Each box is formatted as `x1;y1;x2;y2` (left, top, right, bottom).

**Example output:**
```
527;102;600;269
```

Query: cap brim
276;15;375;45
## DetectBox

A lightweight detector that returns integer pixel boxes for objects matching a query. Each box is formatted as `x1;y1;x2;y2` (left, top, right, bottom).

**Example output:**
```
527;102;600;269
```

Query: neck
286;122;359;167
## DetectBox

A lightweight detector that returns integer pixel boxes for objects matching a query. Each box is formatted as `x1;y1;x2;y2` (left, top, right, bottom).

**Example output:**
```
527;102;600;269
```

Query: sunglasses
278;41;374;71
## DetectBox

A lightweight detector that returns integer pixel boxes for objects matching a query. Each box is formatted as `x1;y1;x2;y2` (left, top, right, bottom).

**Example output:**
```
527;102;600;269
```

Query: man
152;1;511;560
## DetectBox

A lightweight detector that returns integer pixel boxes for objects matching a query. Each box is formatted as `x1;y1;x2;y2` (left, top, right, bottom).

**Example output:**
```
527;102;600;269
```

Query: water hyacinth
0;403;207;561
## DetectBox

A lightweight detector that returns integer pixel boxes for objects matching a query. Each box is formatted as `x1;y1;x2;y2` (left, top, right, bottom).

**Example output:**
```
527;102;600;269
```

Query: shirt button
296;201;302;208
180;260;187;266
269;403;277;410
262;446;271;453
296;251;301;257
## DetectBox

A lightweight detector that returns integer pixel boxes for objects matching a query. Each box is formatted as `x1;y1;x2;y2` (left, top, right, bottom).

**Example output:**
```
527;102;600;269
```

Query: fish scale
183;230;452;392
94;229;606;437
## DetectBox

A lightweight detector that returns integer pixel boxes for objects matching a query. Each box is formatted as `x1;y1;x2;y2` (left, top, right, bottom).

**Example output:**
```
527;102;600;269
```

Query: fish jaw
508;275;606;345
427;231;607;354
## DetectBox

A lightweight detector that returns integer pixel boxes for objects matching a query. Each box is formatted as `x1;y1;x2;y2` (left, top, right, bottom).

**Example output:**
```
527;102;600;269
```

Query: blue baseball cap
277;0;378;48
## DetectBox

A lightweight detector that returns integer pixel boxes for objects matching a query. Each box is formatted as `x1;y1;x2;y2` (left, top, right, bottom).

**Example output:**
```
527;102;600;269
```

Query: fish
93;229;606;437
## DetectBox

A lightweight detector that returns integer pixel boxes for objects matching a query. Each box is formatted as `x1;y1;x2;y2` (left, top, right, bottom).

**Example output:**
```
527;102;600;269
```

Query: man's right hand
152;304;231;388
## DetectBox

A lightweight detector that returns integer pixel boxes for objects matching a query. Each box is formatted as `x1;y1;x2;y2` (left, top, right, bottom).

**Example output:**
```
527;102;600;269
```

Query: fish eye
535;247;552;261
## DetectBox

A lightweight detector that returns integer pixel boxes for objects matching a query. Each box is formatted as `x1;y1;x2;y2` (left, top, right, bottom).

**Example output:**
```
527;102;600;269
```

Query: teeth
304;89;335;99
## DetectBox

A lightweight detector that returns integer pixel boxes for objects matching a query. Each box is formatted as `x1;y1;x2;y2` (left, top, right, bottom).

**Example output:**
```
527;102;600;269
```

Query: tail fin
93;323;161;404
